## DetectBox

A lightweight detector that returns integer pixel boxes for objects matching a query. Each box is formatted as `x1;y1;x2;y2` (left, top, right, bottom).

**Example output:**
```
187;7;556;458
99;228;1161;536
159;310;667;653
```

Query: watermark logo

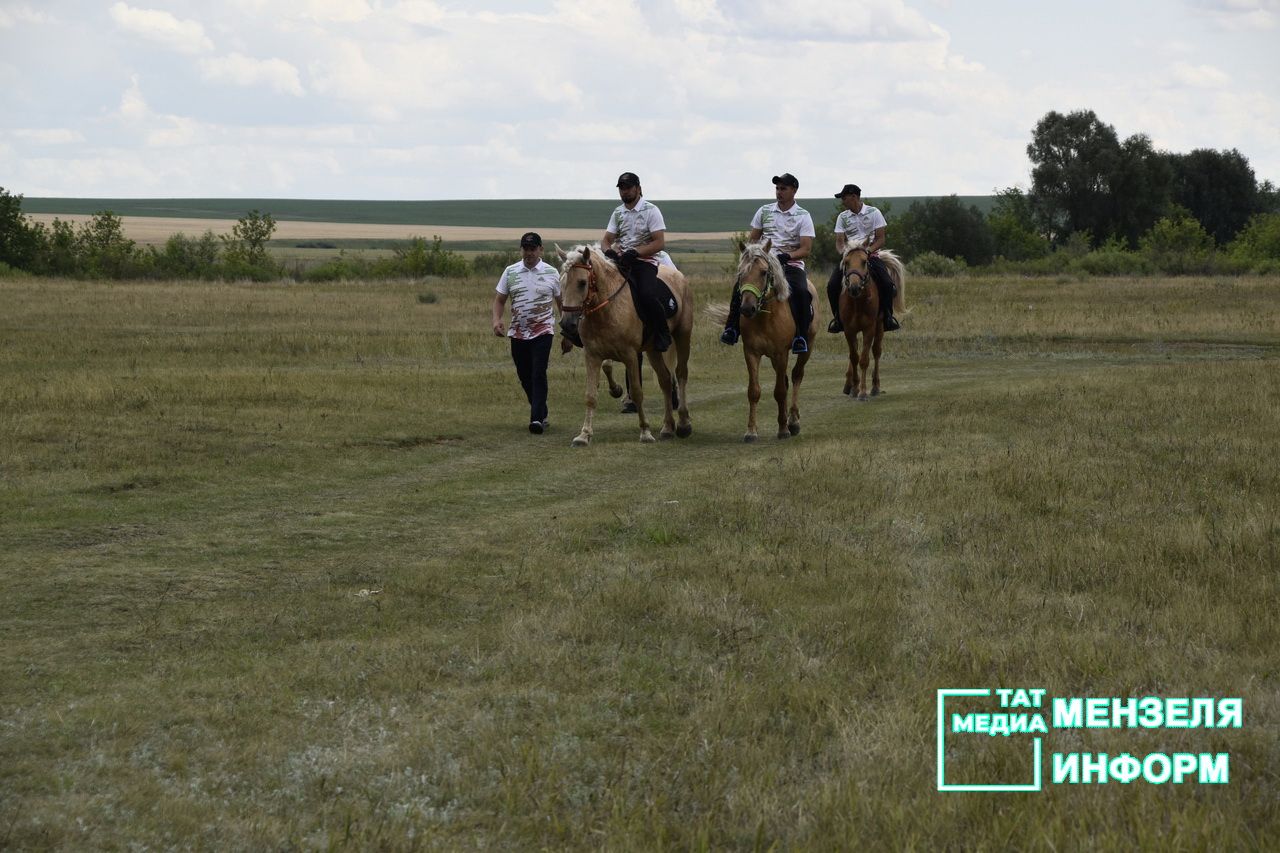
937;688;1241;793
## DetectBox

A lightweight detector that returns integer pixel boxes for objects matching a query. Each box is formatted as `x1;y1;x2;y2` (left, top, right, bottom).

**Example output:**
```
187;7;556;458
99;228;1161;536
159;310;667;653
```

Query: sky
2;0;1278;200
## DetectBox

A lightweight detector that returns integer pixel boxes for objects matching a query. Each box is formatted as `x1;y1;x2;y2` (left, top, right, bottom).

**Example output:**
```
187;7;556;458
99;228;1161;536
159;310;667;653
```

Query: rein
843;249;871;294
562;260;628;317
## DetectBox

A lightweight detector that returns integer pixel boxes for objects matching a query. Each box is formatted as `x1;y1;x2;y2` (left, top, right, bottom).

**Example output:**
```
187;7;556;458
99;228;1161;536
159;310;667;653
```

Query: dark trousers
625;261;671;347
725;264;812;341
510;334;553;422
827;256;894;319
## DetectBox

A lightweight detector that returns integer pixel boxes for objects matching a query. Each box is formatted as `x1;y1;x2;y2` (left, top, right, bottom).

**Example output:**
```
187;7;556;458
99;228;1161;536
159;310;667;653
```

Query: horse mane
736;241;789;300
558;243;621;279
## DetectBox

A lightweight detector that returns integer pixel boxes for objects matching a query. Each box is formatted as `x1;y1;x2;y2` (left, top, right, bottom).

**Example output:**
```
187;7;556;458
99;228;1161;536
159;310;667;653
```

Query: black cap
834;184;862;198
519;231;542;248
616;172;640;188
771;173;799;189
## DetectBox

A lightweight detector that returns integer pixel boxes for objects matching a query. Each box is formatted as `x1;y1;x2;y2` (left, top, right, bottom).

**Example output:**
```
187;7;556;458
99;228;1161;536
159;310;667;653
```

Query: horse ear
581;246;591;265
555;243;567;261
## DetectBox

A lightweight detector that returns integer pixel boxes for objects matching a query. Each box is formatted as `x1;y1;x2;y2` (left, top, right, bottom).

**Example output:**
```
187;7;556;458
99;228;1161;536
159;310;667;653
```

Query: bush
152;231;222;278
302;252;376;282
221;210;281;279
1140;209;1216;274
377;236;469;278
1;186;44;271
1074;237;1153;276
1227;212;1280;264
897;195;994;266
909;251;968;277
471;250;520;277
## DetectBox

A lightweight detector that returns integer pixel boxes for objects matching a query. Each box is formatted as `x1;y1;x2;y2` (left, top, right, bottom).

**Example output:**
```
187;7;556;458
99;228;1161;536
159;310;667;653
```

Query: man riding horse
602;172;677;353
826;183;900;334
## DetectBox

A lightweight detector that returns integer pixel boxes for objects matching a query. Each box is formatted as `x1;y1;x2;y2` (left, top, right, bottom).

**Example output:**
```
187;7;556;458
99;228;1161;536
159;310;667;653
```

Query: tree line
807;109;1280;276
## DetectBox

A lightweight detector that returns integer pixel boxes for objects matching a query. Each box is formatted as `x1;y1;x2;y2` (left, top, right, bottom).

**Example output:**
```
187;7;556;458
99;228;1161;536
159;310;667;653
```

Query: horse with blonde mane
556;244;693;445
837;240;907;400
713;240;817;441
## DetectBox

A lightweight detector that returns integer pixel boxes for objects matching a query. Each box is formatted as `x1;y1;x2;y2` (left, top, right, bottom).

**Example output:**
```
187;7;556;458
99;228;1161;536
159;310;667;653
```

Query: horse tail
880;249;908;315
704;302;730;326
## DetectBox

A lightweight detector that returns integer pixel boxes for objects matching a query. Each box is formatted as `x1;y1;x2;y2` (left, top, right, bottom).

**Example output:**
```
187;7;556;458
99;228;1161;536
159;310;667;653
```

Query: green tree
1027;109;1123;243
987;187;1050;260
1108;134;1174;248
77;211;148;278
1139;207;1215;274
221;210;280;279
0;186;43;270
896;195;994;265
1227;212;1280;263
1168;148;1262;245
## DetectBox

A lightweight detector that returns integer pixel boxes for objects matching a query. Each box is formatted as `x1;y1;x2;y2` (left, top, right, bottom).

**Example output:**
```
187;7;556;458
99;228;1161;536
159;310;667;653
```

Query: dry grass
1;272;1278;849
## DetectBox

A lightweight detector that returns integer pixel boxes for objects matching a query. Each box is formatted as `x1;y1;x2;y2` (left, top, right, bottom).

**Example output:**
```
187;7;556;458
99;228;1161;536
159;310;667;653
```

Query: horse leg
602;361;624;399
857;329;873;401
744;351;762;443
651;350;677;440
573;352;602;446
627;353;655;443
788;351;808;436
870;328;884;396
843;330;856;396
773;357;790;440
674;330;692;438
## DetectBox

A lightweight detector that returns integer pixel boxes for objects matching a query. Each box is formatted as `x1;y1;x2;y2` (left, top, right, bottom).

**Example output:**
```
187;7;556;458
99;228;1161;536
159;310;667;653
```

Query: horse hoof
842;385;853;396
660;430;675;441
857;393;869;402
788;423;801;436
609;386;623;399
743;434;757;444
777;431;790;440
640;432;656;444
571;435;591;447
871;388;882;397
675;423;693;438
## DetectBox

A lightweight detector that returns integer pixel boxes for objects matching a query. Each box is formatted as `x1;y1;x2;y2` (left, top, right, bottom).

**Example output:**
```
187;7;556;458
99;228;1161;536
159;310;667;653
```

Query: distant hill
22;196;996;232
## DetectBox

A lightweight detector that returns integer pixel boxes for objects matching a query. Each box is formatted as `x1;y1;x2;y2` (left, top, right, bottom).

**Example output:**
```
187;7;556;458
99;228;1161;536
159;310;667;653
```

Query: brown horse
556;244;693;445
838;241;907;400
729;240;817;442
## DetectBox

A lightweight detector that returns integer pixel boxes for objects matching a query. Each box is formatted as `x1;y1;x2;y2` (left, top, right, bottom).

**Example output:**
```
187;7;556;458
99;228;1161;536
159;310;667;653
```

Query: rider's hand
621;248;639;263
776;252;792;265
603;248;620;260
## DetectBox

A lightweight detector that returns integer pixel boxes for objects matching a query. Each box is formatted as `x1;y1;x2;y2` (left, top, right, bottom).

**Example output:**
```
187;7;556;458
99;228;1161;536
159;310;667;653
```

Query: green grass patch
1;273;1277;848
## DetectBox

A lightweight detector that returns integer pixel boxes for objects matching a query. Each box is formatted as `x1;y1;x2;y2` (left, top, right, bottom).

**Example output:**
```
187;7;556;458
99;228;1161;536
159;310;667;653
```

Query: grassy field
1;270;1277;849
21;195;995;231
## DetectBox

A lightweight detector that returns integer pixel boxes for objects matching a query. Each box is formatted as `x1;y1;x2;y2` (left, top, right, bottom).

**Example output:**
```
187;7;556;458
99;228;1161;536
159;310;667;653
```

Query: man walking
492;232;562;434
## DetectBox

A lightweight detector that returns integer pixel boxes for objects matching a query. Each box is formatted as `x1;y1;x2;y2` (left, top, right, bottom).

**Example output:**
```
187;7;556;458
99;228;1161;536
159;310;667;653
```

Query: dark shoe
791;336;808;354
653;330;672;353
540;419;549;430
827;318;843;333
529;421;544;434
883;314;901;332
621;400;637;414
720;327;739;345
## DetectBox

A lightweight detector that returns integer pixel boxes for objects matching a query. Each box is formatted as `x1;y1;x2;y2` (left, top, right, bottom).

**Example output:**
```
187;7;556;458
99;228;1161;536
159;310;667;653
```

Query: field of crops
2;270;1276;848
21;195;996;231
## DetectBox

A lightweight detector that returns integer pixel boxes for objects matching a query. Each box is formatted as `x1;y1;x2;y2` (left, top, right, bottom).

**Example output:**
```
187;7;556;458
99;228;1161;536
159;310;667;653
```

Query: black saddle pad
656;279;679;319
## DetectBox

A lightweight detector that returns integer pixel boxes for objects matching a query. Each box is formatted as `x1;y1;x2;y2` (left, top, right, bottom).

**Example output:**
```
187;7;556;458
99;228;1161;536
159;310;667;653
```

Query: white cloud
0;5;52;28
1190;0;1279;29
118;76;149;120
10;128;84;145
200;53;305;96
109;3;214;54
303;0;374;24
1169;61;1231;89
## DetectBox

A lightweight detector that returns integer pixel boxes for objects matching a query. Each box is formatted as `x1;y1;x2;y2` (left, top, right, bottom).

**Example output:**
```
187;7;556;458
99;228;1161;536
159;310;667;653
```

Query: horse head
735;240;787;320
840;239;873;299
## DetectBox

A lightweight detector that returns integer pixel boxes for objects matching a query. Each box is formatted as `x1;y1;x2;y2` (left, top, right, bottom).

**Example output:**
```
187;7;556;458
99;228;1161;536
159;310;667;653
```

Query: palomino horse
838;241;907;400
728;240;817;442
556;244;693;445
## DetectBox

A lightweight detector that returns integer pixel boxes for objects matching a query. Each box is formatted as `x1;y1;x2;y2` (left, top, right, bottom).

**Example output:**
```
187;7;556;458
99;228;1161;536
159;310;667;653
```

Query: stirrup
883;315;901;332
791;336;808;354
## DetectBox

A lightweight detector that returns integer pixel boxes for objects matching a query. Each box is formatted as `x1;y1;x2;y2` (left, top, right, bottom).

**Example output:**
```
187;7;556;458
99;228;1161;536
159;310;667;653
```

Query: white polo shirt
605;197;674;268
751;202;817;269
835;204;888;246
496;259;561;340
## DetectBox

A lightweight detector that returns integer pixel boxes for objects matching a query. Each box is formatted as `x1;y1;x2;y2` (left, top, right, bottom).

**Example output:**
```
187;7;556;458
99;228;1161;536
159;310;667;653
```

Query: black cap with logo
771;173;799;189
834;184;862;198
519;231;542;248
615;172;641;188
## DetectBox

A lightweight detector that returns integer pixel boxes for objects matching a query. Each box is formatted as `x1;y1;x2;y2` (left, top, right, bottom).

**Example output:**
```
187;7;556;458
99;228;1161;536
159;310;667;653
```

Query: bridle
738;256;778;310
560;255;628;317
842;247;871;296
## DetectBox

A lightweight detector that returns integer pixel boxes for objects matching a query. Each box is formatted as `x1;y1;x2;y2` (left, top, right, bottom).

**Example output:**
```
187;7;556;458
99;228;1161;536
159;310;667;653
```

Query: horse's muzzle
559;315;582;346
741;301;759;319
